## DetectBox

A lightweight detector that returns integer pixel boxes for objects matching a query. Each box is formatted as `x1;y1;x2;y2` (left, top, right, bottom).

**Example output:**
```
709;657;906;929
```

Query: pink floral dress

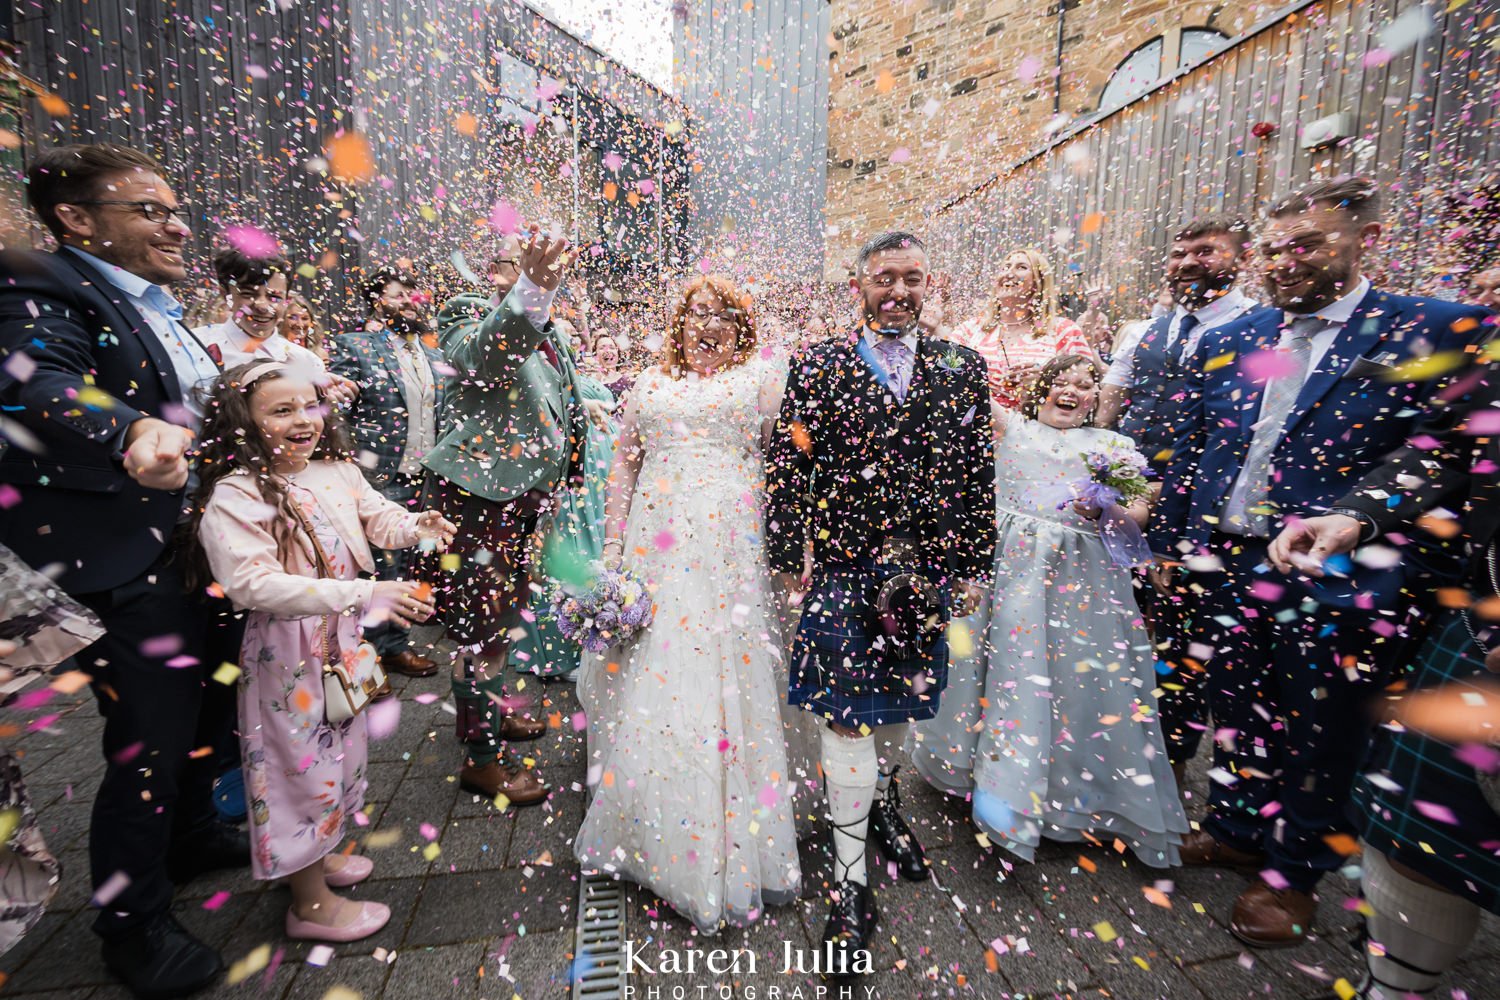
239;482;367;880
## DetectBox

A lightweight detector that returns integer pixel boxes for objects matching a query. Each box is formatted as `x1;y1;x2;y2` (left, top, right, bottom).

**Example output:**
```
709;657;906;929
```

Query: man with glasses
0;143;239;997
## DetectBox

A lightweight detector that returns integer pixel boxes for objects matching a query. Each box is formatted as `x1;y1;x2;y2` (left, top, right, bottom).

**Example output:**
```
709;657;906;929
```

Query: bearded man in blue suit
1151;175;1490;948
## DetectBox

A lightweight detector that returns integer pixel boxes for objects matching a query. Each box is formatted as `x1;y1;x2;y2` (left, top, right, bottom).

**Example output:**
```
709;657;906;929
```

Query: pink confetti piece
489;200;519;234
140;634;183;658
366;697;401;741
413;692;440;704
221;224;280;257
202;890;232;910
653;530;676;551
11;689;54;710
165;655;200;669
717;738;731;753
571;711;588;732
603;151;624;172
1017;55;1042;82
1454;743;1500;773
1259;869;1290;891
26;713;61;733
1413;800;1459;825
92;871;131;907
2;352;35;382
420;822;439;841
1241;349;1302;383
757;783;780;808
0;484;19;510
889;147;911;164
1249;580;1284;602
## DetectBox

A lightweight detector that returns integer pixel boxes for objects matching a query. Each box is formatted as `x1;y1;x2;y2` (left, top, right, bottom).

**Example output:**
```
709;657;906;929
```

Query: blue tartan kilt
786;559;951;728
1351;608;1500;914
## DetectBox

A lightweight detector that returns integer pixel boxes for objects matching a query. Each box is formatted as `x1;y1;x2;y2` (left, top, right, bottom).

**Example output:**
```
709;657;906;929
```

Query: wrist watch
1326;506;1379;543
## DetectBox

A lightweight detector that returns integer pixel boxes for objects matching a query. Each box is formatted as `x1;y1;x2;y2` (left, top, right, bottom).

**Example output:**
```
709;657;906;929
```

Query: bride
574;276;802;933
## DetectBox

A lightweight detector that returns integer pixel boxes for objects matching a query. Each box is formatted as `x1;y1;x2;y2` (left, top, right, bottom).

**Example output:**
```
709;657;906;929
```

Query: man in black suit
0;144;244;998
766;230;995;969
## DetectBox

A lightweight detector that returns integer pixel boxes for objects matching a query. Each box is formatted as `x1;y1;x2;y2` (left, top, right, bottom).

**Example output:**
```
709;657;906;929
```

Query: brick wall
823;0;1273;279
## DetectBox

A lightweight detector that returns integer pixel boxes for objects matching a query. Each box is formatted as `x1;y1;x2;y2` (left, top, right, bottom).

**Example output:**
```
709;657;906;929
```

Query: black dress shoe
102;913;224;1000
167;822;250;884
868;774;929;881
821;879;877;977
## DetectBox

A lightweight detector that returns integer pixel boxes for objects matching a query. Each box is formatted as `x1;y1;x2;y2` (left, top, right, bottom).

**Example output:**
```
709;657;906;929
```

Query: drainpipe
1053;0;1066;116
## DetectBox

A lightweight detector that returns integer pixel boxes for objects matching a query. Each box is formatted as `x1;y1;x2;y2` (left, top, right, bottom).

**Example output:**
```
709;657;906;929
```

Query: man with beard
328;267;449;678
1150;175;1491;948
1096;215;1271;785
766;231;995;968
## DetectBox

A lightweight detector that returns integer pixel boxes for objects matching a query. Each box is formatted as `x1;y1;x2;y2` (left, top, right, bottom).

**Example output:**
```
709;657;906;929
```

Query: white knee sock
872;722;910;794
822;730;878;886
1361;845;1481;997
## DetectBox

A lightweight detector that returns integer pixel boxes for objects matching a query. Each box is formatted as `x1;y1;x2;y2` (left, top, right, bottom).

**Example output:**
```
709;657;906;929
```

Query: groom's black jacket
765;331;996;583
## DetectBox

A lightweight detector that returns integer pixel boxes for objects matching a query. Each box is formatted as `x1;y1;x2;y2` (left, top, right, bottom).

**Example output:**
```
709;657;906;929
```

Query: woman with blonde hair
950;247;1092;409
279;292;329;363
575;274;802;933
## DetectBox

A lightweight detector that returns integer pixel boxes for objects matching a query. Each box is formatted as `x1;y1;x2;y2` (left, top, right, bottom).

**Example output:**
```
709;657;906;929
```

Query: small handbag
289;503;386;724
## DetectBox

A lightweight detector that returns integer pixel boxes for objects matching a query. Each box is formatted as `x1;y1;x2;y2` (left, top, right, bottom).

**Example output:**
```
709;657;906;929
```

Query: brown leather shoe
1229;880;1315;948
500;714;547;741
372;677;395;701
1180;829;1265;868
458;762;550;806
383;650;439;678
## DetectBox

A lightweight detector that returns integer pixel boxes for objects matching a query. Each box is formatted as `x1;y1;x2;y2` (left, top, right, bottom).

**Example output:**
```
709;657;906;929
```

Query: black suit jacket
0;249;192;594
765;332;997;583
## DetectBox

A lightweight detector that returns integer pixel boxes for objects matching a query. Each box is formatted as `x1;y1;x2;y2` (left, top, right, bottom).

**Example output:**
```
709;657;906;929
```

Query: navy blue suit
1151;287;1489;889
0;248;233;939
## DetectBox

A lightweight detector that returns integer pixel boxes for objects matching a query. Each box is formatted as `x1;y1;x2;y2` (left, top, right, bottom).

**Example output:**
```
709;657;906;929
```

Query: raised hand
519;227;571;291
414;510;458;549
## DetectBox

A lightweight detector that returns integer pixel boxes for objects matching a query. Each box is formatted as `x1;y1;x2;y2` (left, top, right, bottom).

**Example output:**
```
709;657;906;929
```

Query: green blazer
421;290;585;503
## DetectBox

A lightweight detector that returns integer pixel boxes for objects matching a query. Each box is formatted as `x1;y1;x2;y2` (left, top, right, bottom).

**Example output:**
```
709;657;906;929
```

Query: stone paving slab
1;671;1498;1000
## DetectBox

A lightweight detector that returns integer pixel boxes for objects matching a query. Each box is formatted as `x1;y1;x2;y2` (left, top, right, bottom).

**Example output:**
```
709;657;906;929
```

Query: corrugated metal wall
672;0;831;278
7;0;691;322
929;0;1500;315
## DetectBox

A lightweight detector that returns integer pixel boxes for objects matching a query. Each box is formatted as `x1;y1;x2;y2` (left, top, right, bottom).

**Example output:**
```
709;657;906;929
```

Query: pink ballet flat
285;901;390;942
324;854;374;888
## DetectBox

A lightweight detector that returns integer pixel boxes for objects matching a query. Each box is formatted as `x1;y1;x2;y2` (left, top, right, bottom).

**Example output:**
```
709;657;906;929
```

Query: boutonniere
935;347;965;372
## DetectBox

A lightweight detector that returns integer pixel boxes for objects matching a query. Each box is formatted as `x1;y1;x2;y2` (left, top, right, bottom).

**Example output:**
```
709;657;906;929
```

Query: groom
767;231;996;966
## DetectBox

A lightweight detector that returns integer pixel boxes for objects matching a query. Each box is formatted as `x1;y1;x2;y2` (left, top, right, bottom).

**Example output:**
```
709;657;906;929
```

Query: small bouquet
551;567;654;654
1069;445;1154;568
1077;447;1153;509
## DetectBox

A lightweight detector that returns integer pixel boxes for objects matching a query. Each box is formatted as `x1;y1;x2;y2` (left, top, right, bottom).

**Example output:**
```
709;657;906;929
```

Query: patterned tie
1237;317;1319;536
875;338;912;402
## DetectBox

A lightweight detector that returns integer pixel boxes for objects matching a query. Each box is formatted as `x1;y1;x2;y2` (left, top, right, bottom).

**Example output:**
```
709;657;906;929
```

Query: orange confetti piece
293;688;314;713
602;771;615;788
37;93;69;117
1416;512;1462;539
603;181;618;201
412;582;433;602
1077;855;1097;872
454;112;479;136
1143;886;1173;908
876;70;896;94
1080;212;1105;234
325;132;374;184
1323;833;1362;856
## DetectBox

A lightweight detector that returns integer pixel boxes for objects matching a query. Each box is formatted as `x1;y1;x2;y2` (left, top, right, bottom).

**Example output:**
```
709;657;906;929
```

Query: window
1098;28;1229;111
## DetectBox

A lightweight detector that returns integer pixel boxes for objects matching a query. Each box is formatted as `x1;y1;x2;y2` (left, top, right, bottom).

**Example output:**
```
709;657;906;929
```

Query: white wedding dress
575;355;803;933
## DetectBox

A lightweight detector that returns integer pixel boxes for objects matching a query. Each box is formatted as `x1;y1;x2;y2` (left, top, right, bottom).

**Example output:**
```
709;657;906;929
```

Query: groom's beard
865;306;922;338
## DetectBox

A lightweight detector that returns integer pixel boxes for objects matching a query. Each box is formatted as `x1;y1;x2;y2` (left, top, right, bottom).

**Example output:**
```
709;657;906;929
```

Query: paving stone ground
2;667;1496;1000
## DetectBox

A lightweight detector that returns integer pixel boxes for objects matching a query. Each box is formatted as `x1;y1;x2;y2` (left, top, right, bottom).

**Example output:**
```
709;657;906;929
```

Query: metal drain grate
573;872;626;1000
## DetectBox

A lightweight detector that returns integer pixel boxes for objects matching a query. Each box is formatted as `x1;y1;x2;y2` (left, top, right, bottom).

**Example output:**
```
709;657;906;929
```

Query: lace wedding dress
575;355;803;933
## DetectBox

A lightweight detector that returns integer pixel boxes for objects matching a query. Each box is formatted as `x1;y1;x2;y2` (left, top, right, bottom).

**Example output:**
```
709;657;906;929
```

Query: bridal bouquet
551;567;654;653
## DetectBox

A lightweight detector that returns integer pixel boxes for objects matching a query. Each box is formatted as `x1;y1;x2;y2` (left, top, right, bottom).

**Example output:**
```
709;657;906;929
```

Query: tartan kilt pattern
787;559;951;728
1351;608;1500;914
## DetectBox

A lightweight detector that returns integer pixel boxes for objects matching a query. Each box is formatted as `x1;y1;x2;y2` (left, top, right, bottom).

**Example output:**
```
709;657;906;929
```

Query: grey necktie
1238;318;1318;536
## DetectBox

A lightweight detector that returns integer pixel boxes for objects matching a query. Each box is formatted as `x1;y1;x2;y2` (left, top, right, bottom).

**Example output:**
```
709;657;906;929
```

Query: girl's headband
235;360;286;386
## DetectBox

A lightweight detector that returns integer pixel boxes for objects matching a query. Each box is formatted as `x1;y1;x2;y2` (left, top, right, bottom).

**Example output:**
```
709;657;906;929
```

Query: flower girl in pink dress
190;360;454;942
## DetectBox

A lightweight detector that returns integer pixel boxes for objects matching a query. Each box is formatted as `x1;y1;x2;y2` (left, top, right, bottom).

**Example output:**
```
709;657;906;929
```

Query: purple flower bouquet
1070;445;1154;568
550;568;654;654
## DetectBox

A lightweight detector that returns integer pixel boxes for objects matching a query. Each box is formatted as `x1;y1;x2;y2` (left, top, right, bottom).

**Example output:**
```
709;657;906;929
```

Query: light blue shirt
66;247;221;421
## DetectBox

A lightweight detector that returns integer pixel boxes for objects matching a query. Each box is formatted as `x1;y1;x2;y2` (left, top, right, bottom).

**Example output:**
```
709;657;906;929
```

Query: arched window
1098;28;1230;111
